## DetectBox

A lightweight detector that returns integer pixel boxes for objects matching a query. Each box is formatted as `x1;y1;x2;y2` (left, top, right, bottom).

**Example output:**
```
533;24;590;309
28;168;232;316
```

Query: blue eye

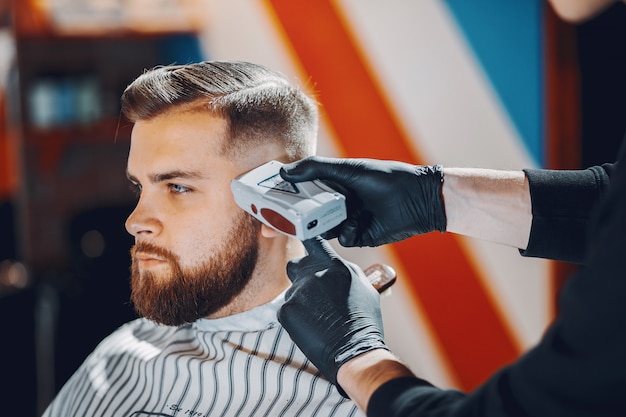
169;184;190;194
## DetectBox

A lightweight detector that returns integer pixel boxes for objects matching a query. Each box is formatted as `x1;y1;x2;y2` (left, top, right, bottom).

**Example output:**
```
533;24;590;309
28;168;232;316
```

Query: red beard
129;214;260;326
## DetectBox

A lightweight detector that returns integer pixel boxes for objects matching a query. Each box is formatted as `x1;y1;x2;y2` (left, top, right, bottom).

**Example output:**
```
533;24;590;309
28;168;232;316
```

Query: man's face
125;111;261;326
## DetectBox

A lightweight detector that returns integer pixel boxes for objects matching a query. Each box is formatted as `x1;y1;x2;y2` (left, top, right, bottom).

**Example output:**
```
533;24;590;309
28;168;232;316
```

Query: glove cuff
333;338;390;398
432;164;447;232
413;164;447;233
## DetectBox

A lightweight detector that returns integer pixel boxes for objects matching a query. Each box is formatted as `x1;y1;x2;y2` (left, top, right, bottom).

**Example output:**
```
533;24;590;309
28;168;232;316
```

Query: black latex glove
280;156;446;247
278;237;388;394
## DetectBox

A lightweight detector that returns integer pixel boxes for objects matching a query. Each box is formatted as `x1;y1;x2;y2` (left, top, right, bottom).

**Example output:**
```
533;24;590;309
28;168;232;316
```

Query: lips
134;252;167;269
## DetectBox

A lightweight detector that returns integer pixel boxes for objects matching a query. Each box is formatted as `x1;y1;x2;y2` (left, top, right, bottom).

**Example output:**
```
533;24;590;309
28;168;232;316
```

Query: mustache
131;241;180;263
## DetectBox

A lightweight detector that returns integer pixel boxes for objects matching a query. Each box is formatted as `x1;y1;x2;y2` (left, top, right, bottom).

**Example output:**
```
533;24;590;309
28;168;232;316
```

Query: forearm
442;168;532;250
337;349;416;412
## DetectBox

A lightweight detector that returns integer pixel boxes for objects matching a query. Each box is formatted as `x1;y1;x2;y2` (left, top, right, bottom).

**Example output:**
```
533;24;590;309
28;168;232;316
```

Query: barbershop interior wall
0;1;625;416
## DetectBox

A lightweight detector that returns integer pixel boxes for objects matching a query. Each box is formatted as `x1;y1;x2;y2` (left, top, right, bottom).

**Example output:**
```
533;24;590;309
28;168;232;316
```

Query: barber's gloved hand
280;156;446;247
278;237;388;394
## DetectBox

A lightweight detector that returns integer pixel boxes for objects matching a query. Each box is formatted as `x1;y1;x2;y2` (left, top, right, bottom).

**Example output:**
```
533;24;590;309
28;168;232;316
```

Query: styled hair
120;61;318;160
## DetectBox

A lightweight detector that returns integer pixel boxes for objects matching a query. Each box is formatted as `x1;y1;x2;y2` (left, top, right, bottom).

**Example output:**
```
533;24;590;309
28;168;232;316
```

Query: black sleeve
367;378;469;417
367;372;530;417
367;148;626;417
519;164;613;263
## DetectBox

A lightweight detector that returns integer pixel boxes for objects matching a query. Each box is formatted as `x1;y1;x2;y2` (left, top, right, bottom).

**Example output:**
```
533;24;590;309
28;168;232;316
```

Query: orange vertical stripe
266;0;521;390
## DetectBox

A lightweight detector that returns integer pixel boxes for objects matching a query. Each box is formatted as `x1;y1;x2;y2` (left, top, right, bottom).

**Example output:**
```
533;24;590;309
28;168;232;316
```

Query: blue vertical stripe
444;0;545;166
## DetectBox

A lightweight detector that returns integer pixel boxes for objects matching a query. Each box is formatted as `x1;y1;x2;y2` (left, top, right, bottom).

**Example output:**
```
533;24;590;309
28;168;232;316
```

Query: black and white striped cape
42;293;363;417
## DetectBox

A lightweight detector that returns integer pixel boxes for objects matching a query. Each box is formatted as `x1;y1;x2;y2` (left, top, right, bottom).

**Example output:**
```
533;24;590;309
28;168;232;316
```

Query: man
42;61;362;416
276;1;626;416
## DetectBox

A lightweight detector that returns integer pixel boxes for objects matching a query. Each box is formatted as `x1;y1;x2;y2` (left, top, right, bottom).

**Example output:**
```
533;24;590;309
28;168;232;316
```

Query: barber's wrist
337;349;415;412
413;164;446;233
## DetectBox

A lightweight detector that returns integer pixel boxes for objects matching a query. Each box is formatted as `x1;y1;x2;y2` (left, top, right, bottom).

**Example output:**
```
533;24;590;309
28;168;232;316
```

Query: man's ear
261;224;282;238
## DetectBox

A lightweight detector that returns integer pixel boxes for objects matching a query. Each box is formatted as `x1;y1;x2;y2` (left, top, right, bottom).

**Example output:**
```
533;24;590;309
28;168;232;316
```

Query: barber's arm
280;157;532;249
336;349;415;411
441;168;531;249
277;235;620;417
277;237;414;411
278;237;467;415
283;156;613;263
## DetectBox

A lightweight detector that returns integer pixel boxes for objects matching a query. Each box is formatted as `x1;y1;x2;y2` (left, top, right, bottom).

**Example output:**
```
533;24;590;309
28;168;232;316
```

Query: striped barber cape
42;292;362;417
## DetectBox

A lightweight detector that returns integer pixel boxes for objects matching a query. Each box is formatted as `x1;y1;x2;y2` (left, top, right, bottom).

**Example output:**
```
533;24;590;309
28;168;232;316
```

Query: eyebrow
126;170;204;184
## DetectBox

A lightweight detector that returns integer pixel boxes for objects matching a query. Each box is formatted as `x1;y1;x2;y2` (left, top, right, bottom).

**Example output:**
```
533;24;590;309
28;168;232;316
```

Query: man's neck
207;236;303;319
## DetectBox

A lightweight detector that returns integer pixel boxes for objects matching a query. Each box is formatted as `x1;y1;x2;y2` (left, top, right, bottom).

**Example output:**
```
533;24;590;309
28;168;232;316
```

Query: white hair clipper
231;160;347;240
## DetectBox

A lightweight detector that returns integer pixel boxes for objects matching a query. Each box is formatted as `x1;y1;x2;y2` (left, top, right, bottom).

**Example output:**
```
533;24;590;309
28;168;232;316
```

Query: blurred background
0;1;624;416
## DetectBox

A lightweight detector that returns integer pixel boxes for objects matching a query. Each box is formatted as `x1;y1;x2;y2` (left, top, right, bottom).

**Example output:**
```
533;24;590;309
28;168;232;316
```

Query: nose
125;197;161;238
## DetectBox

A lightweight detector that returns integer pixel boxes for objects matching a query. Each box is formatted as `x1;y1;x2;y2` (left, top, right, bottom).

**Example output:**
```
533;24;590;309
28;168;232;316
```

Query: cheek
173;209;243;263
169;182;246;263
